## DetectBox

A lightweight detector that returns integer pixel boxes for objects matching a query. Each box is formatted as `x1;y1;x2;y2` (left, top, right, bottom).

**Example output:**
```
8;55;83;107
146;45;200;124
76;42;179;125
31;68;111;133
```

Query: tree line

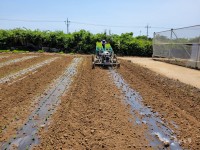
0;28;153;56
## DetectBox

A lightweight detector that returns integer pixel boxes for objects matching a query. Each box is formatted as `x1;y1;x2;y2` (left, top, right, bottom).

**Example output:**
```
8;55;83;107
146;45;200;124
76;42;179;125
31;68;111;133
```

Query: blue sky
0;0;199;37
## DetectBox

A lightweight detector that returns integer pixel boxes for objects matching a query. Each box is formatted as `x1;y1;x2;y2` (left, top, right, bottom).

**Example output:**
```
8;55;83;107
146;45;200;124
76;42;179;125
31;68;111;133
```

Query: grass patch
38;50;44;53
12;50;29;53
59;51;64;54
69;52;75;55
0;50;10;53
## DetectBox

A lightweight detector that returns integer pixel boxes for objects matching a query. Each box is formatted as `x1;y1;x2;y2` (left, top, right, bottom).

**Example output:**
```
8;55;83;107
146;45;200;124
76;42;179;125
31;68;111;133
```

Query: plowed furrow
117;60;200;149
35;57;150;150
0;57;58;84
0;55;72;143
0;56;37;68
0;54;53;78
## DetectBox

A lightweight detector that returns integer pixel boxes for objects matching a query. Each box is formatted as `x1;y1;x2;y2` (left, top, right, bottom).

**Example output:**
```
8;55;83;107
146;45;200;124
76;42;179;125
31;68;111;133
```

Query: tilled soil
35;57;151;150
120;57;200;89
1;55;199;149
0;55;72;142
0;54;54;78
0;53;26;63
118;60;200;149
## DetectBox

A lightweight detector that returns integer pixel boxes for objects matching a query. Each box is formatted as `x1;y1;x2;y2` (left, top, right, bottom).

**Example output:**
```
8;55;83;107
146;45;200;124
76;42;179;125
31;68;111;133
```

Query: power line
0;18;171;30
70;21;144;28
0;18;64;22
151;26;171;29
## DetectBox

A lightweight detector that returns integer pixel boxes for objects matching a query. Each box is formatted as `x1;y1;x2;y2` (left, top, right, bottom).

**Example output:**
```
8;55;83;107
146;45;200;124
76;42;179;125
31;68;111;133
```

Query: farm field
0;53;199;150
119;57;200;89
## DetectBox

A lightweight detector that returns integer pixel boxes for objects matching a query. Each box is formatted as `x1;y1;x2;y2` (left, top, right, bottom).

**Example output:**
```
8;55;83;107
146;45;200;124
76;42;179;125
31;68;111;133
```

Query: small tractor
92;42;120;69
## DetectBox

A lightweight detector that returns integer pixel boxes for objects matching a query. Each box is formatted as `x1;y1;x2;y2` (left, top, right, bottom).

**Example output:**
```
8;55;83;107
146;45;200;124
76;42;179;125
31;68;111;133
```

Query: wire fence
153;25;200;69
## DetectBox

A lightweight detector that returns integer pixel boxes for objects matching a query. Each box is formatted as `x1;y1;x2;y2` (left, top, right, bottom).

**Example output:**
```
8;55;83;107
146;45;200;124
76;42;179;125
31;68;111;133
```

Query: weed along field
0;52;199;150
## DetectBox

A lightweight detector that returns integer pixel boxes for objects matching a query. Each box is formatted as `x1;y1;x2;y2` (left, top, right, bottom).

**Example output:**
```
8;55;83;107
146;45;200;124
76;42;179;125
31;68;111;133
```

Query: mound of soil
118;60;200;149
35;57;151;149
0;55;72;142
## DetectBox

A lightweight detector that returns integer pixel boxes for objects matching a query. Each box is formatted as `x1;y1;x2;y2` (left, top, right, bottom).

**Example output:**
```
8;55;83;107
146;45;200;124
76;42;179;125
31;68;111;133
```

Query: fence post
197;36;200;69
169;29;173;58
152;32;156;57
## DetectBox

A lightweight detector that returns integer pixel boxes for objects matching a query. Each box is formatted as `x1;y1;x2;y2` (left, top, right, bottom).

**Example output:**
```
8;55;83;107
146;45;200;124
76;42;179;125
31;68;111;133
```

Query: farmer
101;40;106;49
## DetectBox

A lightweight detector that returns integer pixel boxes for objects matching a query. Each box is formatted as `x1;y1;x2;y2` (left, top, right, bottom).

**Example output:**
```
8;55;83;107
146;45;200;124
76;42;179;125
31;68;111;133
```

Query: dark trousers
102;44;105;49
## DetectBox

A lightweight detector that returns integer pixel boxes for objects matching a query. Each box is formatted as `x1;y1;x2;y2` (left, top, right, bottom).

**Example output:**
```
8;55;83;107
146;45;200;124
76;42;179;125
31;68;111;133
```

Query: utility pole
23;27;28;47
145;24;151;38
140;30;141;36
65;18;70;34
109;29;111;35
104;29;107;35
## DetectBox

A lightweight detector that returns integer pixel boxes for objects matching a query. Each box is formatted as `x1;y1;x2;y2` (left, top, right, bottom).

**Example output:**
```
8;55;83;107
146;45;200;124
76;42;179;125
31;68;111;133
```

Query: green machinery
92;42;120;69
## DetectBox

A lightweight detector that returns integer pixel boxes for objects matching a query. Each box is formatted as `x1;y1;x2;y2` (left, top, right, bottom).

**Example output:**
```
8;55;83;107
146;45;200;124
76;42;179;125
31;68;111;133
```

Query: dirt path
118;59;200;149
34;57;151;150
119;57;200;89
0;55;72;143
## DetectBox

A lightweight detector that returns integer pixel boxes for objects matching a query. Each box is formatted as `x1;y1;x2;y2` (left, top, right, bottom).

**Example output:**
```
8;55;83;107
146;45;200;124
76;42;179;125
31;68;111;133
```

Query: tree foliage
0;28;153;56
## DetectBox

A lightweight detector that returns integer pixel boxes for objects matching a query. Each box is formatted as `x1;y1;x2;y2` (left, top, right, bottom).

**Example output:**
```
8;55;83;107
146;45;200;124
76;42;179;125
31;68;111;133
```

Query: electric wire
0;18;171;29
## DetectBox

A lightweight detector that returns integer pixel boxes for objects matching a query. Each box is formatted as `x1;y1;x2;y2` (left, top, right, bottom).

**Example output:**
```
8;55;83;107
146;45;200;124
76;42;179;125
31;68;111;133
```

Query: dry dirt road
0;54;199;150
119;57;200;89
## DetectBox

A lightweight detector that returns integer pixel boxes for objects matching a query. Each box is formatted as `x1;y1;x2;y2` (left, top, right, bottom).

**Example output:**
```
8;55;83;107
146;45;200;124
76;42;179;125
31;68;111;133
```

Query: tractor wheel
92;55;94;62
92;62;95;69
117;63;120;68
